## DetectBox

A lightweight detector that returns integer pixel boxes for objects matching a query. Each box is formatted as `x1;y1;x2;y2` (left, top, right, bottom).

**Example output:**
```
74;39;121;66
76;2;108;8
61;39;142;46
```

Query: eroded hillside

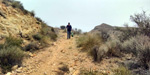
0;1;41;38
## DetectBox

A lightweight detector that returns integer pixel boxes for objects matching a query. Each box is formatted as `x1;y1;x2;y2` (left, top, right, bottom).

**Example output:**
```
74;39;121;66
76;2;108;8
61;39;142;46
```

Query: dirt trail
13;30;117;75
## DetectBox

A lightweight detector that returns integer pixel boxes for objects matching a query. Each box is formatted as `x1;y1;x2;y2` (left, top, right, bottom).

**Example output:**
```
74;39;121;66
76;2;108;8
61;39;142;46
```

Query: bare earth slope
11;30;118;75
0;2;41;37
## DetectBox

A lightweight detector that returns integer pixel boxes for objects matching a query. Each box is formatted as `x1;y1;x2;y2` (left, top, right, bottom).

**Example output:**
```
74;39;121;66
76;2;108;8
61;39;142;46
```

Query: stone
69;68;74;72
44;72;47;75
16;67;23;73
29;53;34;57
6;72;12;75
11;65;18;71
73;70;80;75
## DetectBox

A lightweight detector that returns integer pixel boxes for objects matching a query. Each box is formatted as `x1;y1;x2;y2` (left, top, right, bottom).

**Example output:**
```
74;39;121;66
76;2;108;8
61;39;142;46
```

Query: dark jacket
66;25;72;32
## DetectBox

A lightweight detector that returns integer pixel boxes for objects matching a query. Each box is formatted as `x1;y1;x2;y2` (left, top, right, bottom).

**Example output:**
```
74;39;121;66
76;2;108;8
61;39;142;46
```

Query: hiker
66;22;72;39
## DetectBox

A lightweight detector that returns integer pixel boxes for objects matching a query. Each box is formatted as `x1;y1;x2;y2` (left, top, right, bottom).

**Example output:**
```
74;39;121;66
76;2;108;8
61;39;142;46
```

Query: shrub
95;37;122;62
91;31;122;62
11;1;24;11
139;48;150;69
33;33;42;41
58;65;69;72
60;25;66;30
49;31;57;41
99;30;110;42
0;46;25;73
121;35;150;69
130;11;150;36
4;36;23;47
121;35;150;56
24;42;39;52
41;26;57;41
79;69;107;75
77;33;103;60
40;36;51;47
113;66;132;75
74;29;82;35
30;10;35;17
36;17;43;22
118;25;139;42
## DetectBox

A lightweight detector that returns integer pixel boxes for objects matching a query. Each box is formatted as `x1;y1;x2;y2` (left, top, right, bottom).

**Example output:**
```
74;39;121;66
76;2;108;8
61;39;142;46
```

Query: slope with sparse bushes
77;11;150;75
0;0;57;74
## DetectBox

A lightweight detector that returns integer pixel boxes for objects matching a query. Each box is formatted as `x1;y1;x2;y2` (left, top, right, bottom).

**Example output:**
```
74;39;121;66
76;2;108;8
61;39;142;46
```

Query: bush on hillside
33;33;42;41
11;1;24;10
79;69;107;75
130;11;150;36
2;0;29;15
118;25;139;42
60;25;66;30
30;10;35;17
113;66;133;75
74;29;82;35
24;42;40;52
95;32;122;62
0;46;25;73
40;24;57;41
77;33;103;60
4;36;23;47
36;17;43;22
0;36;24;73
121;35;150;69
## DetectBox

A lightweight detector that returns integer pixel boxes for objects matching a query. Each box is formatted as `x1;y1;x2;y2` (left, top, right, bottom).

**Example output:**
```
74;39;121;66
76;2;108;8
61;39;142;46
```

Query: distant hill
91;23;114;33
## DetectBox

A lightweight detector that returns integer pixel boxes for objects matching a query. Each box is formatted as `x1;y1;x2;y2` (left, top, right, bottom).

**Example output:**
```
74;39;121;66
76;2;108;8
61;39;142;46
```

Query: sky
16;0;150;32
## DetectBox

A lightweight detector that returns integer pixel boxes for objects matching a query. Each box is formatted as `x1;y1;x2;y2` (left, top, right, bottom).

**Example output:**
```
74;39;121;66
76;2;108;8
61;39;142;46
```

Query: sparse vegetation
24;42;40;52
77;11;150;75
59;65;69;72
33;33;42;41
0;37;25;73
4;36;23;48
113;66;132;75
2;0;29;15
60;25;66;30
30;10;35;17
77;33;102;57
79;69;108;75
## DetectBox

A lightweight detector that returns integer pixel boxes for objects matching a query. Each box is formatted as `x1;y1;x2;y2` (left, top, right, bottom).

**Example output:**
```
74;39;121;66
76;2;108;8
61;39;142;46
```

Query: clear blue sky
16;0;150;32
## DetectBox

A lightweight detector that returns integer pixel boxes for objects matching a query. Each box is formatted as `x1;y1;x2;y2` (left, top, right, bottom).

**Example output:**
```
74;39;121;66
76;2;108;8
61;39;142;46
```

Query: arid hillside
0;1;41;38
0;0;57;74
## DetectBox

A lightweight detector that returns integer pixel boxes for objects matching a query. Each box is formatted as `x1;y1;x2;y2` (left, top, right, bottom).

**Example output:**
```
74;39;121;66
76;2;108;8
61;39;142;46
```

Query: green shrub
49;32;57;41
121;35;150;69
77;34;103;60
11;1;24;10
60;25;66;30
58;65;69;72
24;42;39;52
95;37;122;62
41;25;57;41
39;36;51;47
113;66;132;75
33;33;42;41
0;46;25;73
121;35;150;55
79;69;107;75
30;10;35;17
130;11;150;37
36;17;43;22
4;36;23;47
